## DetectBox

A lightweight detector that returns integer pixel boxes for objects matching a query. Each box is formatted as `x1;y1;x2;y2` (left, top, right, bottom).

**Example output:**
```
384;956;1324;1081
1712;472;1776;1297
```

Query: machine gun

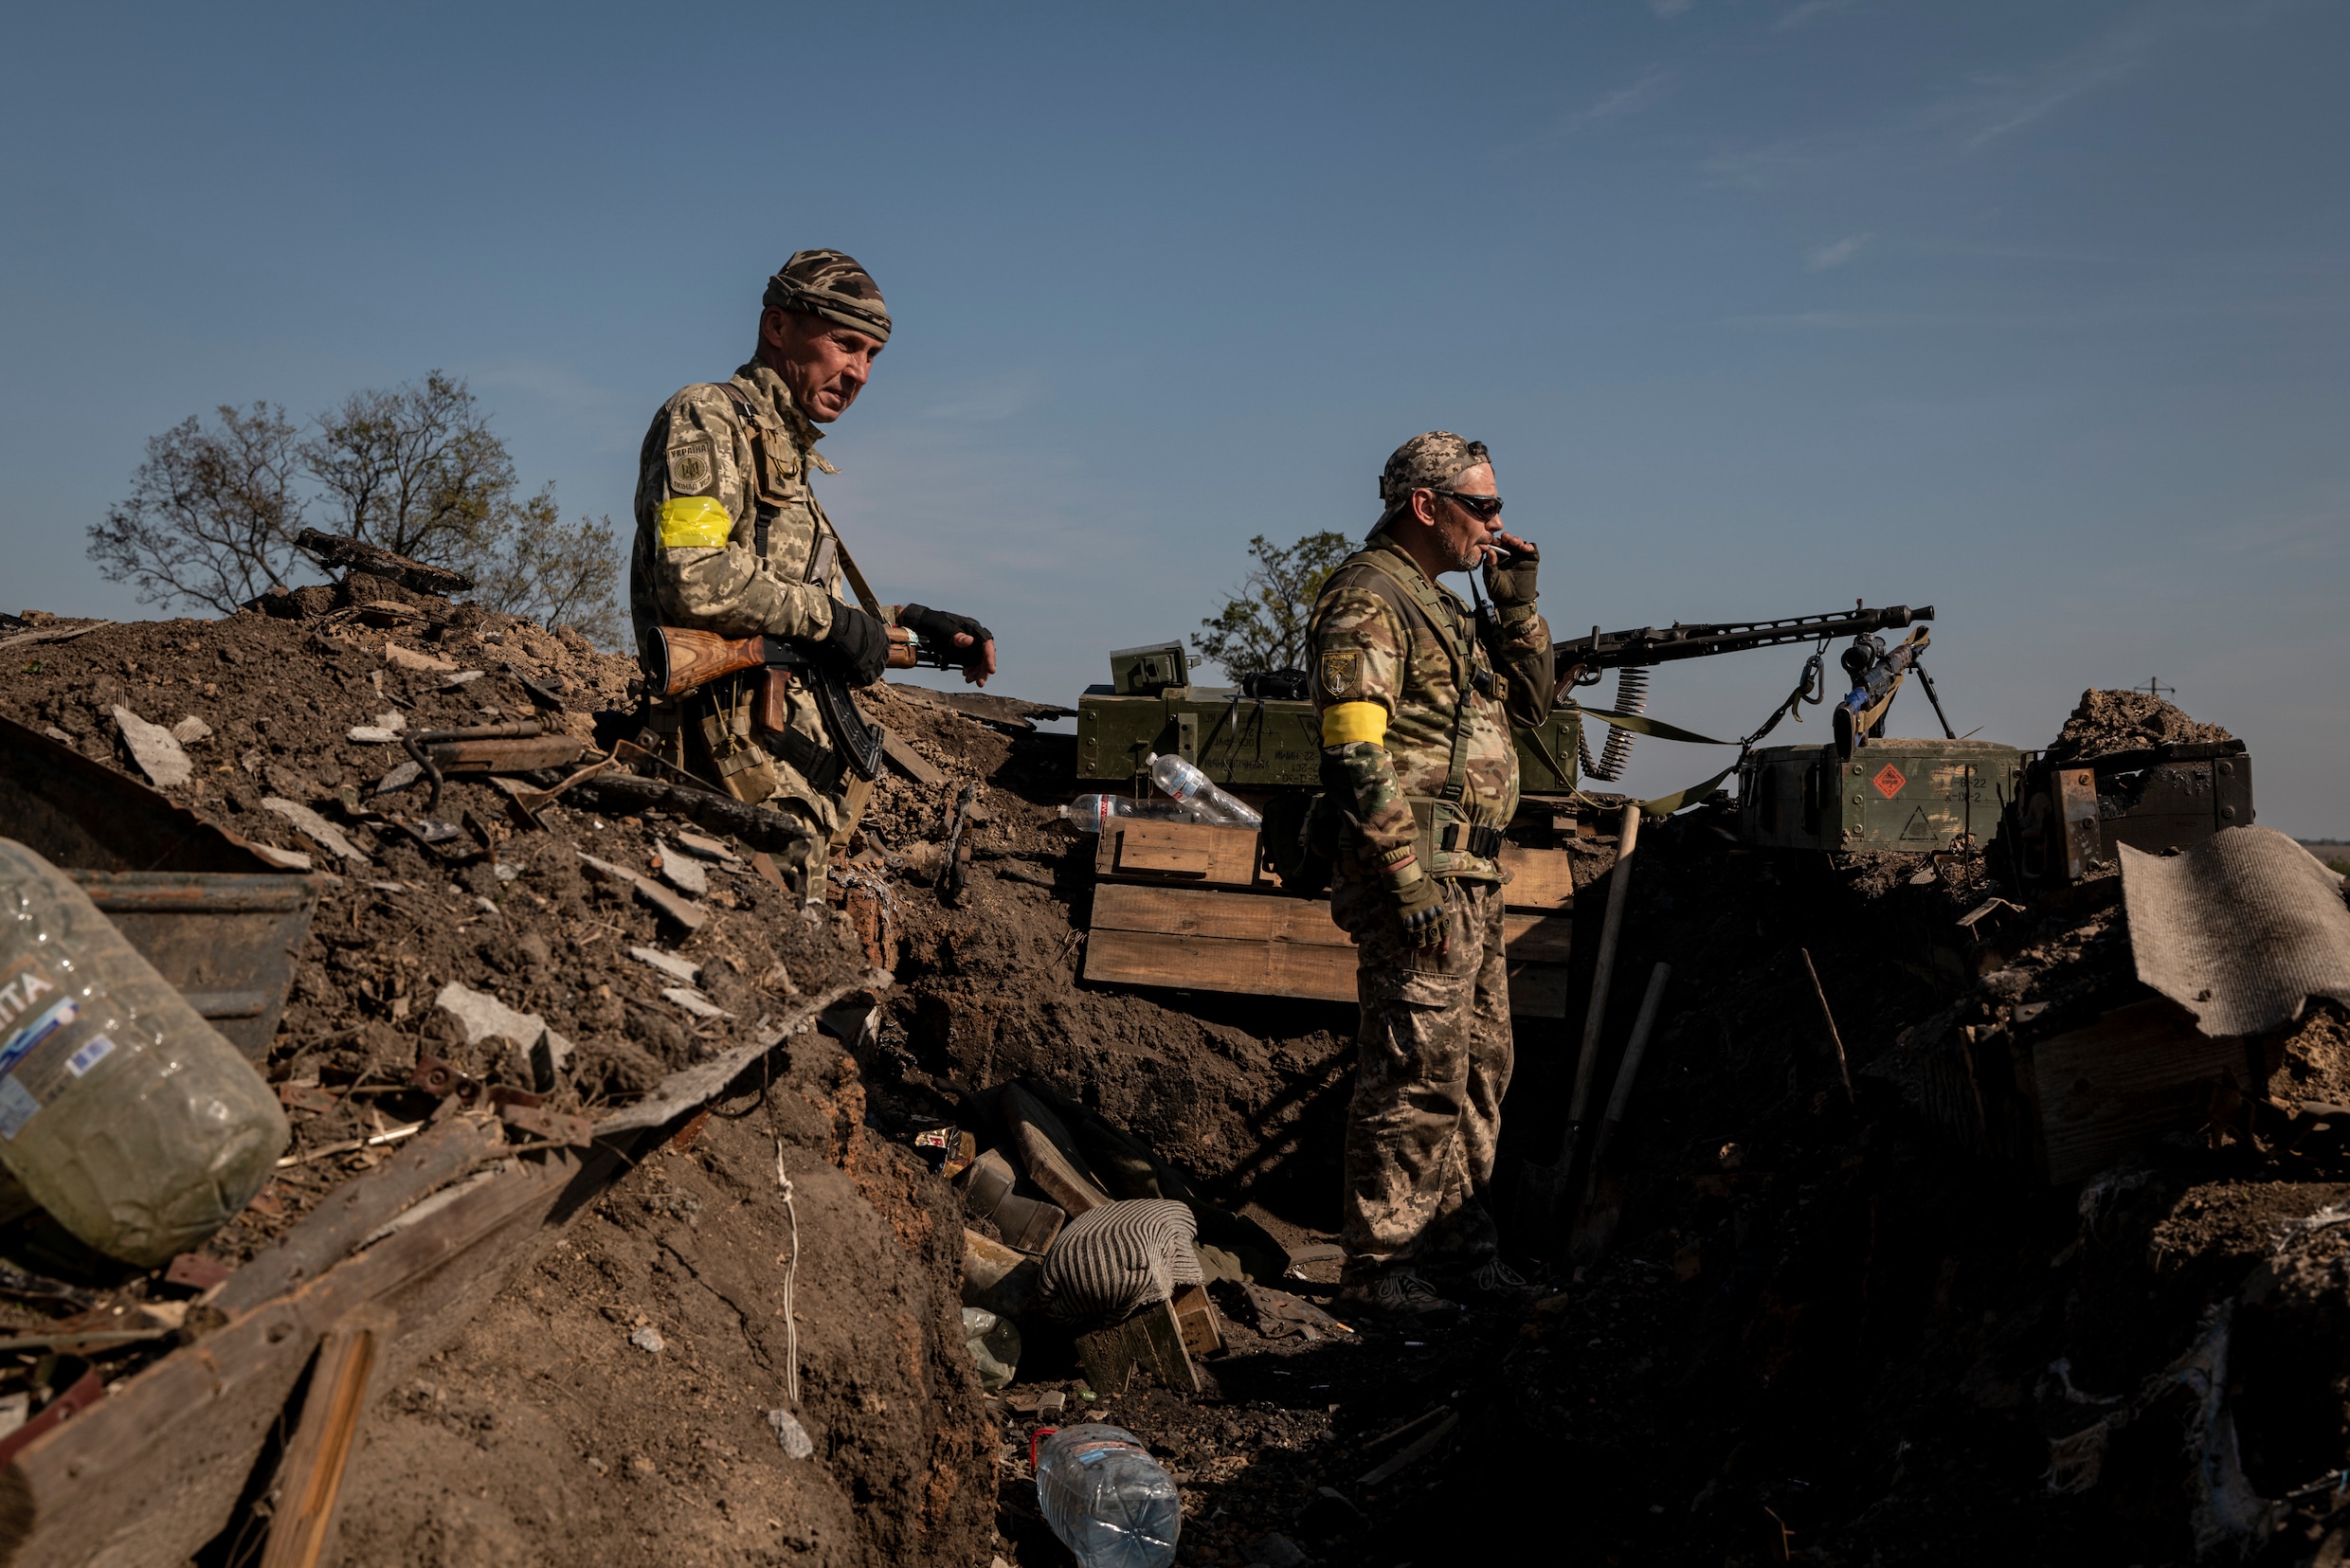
646;623;946;783
1550;604;1934;780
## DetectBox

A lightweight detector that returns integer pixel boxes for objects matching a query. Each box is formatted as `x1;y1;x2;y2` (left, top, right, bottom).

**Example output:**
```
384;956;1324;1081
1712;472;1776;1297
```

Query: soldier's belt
1405;795;1506;874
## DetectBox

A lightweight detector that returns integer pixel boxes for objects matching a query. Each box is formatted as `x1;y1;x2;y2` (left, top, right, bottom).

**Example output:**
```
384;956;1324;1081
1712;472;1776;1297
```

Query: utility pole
2138;676;2176;700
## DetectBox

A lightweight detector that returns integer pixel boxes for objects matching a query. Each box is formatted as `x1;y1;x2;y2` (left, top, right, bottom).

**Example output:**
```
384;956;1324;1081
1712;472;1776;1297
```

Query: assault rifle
647;623;948;783
1550;604;1933;679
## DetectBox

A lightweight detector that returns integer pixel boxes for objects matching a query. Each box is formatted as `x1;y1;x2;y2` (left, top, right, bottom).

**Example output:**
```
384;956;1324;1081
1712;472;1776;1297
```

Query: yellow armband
1322;701;1388;747
658;496;733;550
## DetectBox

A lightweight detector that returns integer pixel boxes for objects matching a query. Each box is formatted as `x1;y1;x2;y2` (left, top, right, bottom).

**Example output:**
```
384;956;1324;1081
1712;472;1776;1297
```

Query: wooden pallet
1083;820;1576;1017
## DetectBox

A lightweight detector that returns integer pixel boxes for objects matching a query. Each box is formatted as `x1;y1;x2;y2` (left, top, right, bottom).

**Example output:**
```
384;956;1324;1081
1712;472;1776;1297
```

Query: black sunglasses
1431;489;1504;521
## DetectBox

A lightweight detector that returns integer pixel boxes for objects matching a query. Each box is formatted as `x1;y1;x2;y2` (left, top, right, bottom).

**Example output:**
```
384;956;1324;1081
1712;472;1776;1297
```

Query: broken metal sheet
169;715;212;745
672;831;743;866
261;798;371;864
112;705;191;788
596;973;884;1134
2122;827;2350;1037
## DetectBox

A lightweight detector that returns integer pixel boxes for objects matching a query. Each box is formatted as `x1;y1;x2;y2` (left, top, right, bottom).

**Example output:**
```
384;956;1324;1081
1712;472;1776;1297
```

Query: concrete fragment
629;1325;664;1354
348;710;407;743
371;759;424;795
767;1409;814;1460
438;670;485;689
170;714;212;744
653;839;708;896
112;706;191;788
629;946;701;985
382;642;457;674
432;982;574;1074
662;987;732;1020
262;798;371;864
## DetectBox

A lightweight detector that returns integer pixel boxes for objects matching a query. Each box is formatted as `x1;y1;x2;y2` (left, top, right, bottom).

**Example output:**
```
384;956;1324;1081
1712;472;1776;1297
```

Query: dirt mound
2044;687;2234;763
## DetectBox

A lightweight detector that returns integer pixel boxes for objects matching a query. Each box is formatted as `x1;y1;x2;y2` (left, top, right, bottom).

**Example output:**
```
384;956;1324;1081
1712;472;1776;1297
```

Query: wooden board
1096;819;1262;888
2026;997;2249;1184
1500;844;1575;912
1086;883;1571;1016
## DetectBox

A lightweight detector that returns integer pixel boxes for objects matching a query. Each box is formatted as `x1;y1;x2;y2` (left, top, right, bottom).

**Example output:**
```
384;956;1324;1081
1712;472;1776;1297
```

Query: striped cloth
1036;1199;1203;1326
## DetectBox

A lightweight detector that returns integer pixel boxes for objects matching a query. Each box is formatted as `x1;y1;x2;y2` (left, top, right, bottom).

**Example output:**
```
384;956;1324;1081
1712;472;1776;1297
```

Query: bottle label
0;955;110;1140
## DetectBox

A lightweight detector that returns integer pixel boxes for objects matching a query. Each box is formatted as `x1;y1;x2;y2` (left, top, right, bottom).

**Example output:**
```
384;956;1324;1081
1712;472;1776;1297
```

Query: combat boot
1450;1257;1546;1309
1334;1266;1463;1320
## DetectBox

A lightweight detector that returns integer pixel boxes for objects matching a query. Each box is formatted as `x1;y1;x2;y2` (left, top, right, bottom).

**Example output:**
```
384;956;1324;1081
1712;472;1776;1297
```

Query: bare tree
1192;531;1355;677
466;486;625;646
86;404;306;613
302;371;514;568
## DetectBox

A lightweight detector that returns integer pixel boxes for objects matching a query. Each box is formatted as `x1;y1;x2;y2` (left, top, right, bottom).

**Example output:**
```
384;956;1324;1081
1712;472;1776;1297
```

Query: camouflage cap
1374;431;1491;528
763;249;892;344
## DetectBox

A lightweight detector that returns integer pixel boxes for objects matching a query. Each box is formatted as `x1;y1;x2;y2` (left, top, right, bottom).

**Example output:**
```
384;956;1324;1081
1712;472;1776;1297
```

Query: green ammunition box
1075;685;1583;795
1736;739;2019;853
1107;641;1194;696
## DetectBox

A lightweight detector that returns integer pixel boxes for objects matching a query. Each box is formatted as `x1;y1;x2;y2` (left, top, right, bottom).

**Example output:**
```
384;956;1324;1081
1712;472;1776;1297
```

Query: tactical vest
1316;546;1509;879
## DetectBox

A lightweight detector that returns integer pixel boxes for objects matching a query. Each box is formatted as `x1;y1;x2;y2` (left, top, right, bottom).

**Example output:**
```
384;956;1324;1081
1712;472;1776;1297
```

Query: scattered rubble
2;586;2341;1568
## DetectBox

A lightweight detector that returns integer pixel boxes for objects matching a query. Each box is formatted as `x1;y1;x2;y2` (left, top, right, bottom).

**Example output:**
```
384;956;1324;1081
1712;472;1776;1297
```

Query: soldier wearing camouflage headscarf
628;249;996;900
1309;432;1555;1318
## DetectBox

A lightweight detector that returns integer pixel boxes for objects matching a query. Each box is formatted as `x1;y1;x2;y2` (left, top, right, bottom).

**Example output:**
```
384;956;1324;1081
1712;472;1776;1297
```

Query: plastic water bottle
1145;754;1262;830
1058;795;1209;834
0;838;290;1266
1033;1423;1182;1568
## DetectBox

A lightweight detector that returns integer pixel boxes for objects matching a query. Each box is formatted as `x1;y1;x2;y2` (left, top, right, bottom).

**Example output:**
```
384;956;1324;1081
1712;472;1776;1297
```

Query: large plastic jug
0;838;289;1267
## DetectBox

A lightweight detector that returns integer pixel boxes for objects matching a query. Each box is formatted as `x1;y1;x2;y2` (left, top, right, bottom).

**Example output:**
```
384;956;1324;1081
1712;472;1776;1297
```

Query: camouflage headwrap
1373;432;1491;530
763;249;892;344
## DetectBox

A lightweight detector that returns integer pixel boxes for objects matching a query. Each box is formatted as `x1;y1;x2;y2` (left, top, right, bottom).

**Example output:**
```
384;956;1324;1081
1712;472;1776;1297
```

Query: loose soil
3;601;2342;1568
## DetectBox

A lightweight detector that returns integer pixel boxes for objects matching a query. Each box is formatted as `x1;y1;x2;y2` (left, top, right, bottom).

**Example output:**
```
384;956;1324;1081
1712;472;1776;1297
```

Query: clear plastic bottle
1058;795;1208;834
0;838;290;1267
1144;754;1262;830
1033;1422;1182;1568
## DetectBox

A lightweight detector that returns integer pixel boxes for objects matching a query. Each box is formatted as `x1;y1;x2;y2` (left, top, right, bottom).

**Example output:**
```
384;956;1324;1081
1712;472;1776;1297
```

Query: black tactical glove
823;604;891;688
1391;874;1446;951
1481;540;1539;609
896;604;994;666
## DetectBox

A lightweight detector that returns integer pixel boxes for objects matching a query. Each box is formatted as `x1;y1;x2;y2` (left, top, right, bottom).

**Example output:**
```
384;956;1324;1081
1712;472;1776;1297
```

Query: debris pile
4;582;2345;1568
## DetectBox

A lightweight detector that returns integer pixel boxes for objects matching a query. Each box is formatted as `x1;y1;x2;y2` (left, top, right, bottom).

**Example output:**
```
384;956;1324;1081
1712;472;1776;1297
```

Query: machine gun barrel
1552;604;1933;676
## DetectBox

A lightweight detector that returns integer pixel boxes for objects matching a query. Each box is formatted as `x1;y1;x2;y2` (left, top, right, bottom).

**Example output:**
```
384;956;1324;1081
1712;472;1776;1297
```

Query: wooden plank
1090;882;1351;947
2029;998;2246;1184
1500;845;1575;912
1096;819;1260;888
0;1150;588;1568
877;724;946;787
1085;928;1360;1003
1508;962;1571;1019
258;1305;394;1568
1503;912;1573;964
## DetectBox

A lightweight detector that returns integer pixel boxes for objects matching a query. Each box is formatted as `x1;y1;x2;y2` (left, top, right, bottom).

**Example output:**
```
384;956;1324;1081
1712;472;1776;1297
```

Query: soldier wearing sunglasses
1307;432;1554;1318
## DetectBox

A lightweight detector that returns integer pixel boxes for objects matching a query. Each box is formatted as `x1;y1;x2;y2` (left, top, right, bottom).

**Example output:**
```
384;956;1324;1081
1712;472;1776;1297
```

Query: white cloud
1806;233;1872;270
1577;66;1670;127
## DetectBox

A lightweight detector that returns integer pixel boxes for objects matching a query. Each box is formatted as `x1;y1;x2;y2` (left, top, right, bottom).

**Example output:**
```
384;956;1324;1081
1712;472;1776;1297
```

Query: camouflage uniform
1308;434;1554;1284
629;252;895;898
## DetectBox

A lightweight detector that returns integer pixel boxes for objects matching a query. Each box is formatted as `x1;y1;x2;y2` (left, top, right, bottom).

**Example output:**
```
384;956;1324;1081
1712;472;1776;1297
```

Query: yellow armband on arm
658;496;734;549
1321;701;1388;747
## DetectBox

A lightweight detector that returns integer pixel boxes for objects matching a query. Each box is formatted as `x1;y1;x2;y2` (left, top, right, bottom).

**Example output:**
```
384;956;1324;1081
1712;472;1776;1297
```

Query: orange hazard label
1872;764;1907;800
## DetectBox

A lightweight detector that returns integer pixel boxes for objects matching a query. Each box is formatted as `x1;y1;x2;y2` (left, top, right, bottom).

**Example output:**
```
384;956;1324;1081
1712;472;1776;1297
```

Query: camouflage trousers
1332;873;1511;1274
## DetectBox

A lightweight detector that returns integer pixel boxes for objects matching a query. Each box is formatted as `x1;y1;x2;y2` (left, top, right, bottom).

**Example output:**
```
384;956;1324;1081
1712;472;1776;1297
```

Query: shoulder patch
1320;648;1362;698
667;432;716;496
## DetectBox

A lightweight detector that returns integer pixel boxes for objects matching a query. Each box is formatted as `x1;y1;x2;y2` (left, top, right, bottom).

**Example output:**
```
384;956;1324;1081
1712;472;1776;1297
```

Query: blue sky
3;1;2343;833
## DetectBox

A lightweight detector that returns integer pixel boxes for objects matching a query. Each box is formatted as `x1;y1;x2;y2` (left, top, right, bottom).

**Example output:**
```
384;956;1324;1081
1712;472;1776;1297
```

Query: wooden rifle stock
648;624;918;699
